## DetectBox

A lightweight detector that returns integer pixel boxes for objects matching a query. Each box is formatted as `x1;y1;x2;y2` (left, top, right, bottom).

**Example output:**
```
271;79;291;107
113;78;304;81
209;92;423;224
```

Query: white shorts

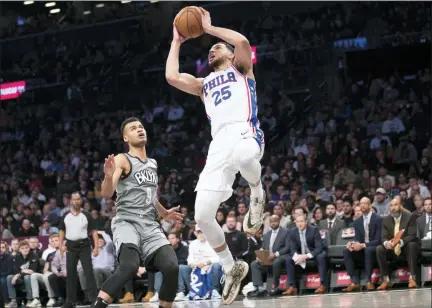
195;122;264;194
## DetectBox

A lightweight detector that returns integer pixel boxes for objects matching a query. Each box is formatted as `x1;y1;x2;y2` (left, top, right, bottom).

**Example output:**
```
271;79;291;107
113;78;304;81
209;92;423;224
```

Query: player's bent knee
161;262;179;277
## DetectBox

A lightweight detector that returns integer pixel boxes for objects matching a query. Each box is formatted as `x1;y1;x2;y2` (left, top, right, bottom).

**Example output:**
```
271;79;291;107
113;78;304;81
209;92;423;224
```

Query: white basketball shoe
243;190;265;233
221;260;249;305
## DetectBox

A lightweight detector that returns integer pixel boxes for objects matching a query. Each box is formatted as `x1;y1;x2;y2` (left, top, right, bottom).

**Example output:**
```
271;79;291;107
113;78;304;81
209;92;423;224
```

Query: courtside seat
420;238;432;259
420;238;432;287
328;228;354;267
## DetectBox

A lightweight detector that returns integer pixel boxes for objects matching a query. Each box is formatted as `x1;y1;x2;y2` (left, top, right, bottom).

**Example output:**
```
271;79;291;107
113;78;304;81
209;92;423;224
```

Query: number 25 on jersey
212;86;232;106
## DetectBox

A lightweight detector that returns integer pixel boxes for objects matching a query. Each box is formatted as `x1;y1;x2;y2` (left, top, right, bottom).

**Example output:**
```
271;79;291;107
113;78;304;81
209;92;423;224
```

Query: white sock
250;182;263;202
217;246;235;273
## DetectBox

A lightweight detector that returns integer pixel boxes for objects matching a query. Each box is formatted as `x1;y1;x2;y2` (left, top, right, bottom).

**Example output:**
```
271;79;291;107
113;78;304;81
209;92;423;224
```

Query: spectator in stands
29;237;42;258
341;198;354;225
316;176;335;202
263;203;289;233
48;241;67;307
15;219;38;237
311;207;324;226
407;177;431;198
318;204;346;245
373;188;390;216
224;216;248;261
187;226;223;300
6;241;42;308
353;204;362;222
249;215;290;297
39;218;59;236
342;197;382;292
417;197;432;239
375;196;420;290
9;240;19;257
335;198;345;218
370;129;392;150
0;242;12;305
78;231;115;292
283;213;327;295
378;166;396;187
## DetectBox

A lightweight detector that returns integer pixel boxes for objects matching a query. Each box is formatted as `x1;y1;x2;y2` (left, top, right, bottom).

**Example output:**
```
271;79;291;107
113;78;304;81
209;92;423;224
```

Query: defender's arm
101;154;128;198
166;40;203;96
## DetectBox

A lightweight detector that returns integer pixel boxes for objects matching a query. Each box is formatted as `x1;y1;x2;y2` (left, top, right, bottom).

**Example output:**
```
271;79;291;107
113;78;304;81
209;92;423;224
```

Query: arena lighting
23;1;34;5
83;10;91;15
50;8;61;14
45;2;56;7
121;0;132;3
95;3;105;8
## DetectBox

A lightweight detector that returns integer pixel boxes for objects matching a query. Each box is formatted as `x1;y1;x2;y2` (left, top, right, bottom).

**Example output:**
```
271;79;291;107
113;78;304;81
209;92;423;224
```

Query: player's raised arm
101;154;127;198
199;8;252;74
166;22;203;96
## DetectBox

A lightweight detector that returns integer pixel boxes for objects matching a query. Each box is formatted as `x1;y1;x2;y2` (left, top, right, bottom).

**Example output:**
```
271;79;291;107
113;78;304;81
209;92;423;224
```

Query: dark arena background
0;1;431;308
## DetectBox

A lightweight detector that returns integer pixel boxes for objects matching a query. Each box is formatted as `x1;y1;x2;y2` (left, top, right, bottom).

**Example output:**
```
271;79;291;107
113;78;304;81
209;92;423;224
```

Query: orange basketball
175;7;204;39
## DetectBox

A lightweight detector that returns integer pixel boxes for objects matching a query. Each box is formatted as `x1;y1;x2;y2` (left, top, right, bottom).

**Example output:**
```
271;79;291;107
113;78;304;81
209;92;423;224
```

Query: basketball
175;7;204;39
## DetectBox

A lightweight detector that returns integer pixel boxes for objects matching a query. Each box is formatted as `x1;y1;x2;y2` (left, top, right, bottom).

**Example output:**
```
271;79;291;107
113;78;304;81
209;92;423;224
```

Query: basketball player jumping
166;7;265;305
93;118;183;308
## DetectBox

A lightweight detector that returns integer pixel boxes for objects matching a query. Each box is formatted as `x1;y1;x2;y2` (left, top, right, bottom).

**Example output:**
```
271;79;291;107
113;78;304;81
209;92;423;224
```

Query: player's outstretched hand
199;7;212;32
104;154;116;178
163;205;184;222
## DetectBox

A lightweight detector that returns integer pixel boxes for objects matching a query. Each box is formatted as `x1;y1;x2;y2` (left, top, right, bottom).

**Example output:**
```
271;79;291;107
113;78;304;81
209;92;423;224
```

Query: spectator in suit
417;197;432;239
342;197;382;292
318;203;346;245
376;196;420;290
283;214;327;296
353;204;362;223
249;215;290;297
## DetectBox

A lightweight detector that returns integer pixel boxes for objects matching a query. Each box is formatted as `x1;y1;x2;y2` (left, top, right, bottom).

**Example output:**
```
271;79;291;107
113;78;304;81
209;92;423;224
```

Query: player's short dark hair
218;41;234;53
120;117;141;134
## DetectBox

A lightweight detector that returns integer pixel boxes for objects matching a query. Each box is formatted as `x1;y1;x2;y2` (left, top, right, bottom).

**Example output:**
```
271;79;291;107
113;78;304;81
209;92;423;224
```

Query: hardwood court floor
80;288;431;308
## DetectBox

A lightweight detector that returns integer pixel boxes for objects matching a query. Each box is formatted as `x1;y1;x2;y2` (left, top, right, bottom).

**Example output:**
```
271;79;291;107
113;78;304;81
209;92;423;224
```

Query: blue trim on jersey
246;77;264;150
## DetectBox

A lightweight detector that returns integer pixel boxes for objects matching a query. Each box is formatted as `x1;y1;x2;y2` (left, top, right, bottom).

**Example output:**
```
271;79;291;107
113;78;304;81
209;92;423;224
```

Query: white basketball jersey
201;65;263;144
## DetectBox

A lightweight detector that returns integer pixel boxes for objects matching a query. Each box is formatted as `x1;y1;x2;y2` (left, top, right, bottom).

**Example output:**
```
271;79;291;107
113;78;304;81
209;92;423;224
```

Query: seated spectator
249;215;290;297
42;233;59;261
168;233;190;302
39;218;59;236
222;211;242;233
370;129;392;151
187;226;222;300
224;217;248;260
352;204;363;223
318;204;346;245
316;176;335;202
342;197;382;292
263;203;290;233
78;231;115;292
28;237;42;258
373;188;390;216
15;219;38;237
283;214;327;295
0;242;12;304
341;198;354;225
48;241;68;307
417;197;432;239
376;197;420;290
27;244;56;308
6;240;42;308
310;207;324;226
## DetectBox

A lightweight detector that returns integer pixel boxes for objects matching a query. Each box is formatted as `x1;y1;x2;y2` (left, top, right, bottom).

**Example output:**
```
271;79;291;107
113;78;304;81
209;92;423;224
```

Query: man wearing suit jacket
283;214;327;295
417;197;432;239
249;215;290;297
342;197;382;292
318;203;347;245
376;196;420;290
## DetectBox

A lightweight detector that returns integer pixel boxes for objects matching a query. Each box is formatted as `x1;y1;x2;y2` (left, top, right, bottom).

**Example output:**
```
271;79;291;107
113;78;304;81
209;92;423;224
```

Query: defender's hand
199;7;212;32
104;155;116;178
162;206;184;222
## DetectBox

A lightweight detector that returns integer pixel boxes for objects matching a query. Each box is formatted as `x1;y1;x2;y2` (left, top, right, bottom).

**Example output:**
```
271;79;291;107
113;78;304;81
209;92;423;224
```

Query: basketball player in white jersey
166;7;265;305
